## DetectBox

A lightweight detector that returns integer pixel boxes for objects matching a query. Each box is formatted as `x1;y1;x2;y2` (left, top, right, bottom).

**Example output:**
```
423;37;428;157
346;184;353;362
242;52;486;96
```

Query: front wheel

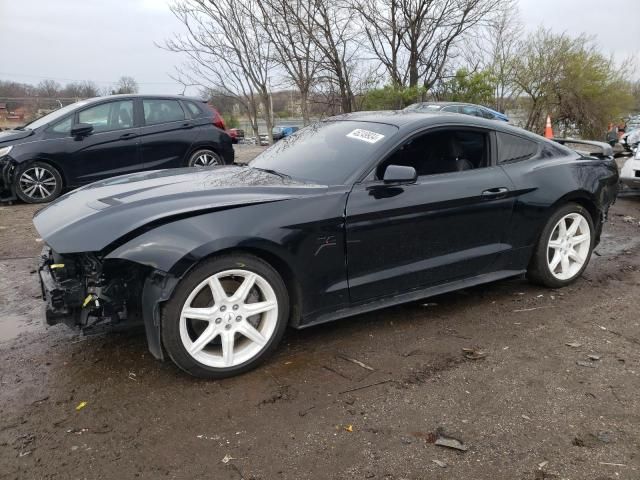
161;254;289;378
188;149;223;167
527;203;594;288
15;162;63;203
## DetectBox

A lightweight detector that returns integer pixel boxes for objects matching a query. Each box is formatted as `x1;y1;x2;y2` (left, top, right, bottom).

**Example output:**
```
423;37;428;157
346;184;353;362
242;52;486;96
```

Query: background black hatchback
0;94;234;203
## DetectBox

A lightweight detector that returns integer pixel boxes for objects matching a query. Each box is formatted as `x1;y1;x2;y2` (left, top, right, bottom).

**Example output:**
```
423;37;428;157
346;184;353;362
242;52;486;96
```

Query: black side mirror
383;165;417;183
71;123;94;137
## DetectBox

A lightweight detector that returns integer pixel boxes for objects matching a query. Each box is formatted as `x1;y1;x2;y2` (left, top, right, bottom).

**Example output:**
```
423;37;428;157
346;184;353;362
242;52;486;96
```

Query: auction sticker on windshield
346;129;385;144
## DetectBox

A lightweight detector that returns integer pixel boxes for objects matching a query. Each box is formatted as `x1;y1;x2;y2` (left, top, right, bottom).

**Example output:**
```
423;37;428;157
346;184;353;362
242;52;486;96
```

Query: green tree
513;29;633;137
437;69;495;105
360;85;426;110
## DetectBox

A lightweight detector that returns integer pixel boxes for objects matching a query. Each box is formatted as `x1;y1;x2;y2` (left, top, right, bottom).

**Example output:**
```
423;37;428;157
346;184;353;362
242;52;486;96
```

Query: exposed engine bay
39;247;147;334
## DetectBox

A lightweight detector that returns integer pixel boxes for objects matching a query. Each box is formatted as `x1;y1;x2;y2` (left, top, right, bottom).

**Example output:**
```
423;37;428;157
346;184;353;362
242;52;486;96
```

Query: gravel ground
0;151;639;480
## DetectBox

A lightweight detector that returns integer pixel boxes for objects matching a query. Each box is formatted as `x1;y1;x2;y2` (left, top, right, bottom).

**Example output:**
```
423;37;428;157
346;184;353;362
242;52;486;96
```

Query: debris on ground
565;341;582;348
462;347;487;360
434;428;468;452
587;354;601;361
344;424;353;432
336;354;375;371
513;306;553;313
576;360;597;368
221;454;234;464
432;459;447;468
75;401;87;411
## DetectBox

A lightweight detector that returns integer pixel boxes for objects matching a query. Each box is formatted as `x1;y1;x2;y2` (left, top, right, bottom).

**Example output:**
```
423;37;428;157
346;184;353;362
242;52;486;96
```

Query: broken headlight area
39;247;148;334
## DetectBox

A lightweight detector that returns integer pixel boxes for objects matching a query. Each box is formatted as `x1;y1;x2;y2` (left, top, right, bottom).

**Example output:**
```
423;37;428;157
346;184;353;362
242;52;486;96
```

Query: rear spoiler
552;138;613;159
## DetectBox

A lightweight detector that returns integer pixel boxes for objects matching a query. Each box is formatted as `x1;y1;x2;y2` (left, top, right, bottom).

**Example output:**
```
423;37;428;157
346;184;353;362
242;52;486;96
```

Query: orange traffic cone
544;115;554;139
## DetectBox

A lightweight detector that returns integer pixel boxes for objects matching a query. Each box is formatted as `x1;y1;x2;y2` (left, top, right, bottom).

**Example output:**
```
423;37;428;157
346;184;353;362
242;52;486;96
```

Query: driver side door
345;126;516;303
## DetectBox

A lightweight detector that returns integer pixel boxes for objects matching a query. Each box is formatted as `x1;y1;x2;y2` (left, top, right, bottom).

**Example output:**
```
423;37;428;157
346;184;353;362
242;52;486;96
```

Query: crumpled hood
34;166;326;254
0;129;34;144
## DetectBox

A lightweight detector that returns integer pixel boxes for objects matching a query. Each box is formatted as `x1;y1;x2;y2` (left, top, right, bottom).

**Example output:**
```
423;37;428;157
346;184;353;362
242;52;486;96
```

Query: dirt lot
1;151;639;479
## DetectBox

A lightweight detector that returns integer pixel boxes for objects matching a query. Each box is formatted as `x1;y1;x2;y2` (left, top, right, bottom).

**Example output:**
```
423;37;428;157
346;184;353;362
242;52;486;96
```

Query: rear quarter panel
500;153;618;251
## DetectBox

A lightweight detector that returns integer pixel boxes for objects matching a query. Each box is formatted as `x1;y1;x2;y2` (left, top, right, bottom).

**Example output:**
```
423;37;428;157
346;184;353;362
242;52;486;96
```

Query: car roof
80;94;206;105
328;110;539;140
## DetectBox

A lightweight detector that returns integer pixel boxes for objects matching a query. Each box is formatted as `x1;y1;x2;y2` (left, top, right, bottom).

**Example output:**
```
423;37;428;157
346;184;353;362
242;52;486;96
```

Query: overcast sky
1;0;638;96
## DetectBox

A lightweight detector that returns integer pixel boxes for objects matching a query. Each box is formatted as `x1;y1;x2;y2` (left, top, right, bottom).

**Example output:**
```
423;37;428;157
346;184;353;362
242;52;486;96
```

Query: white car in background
620;147;640;191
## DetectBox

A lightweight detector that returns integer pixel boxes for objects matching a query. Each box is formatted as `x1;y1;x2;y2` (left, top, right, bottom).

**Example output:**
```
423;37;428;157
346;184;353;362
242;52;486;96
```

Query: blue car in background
272;126;300;141
403;101;509;122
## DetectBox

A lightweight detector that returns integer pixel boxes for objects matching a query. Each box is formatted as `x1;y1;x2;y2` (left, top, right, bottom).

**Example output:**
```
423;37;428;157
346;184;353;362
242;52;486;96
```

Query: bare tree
352;0;505;91
62;81;101;99
257;0;320;125
486;5;523;112
165;0;277;143
37;79;61;98
113;76;139;94
294;0;359;113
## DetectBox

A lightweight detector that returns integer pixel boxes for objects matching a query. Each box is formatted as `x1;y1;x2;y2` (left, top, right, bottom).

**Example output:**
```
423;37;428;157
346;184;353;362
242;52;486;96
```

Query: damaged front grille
39;247;146;333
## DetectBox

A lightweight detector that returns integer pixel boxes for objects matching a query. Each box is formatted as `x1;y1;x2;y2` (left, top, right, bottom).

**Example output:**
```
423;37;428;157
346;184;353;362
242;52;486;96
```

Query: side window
49;116;72;135
497;132;539;163
78;101;134;132
442;105;461;113
461;105;481;116
376;129;490;179
143;99;185;125
184;101;203;118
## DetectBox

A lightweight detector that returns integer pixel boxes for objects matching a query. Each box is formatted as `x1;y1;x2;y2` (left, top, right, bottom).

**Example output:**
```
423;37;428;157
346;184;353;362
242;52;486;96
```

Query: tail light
205;103;227;131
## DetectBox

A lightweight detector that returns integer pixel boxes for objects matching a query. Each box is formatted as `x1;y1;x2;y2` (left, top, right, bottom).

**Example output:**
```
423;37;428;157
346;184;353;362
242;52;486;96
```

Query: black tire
187;149;223;167
526;203;595;288
14;161;63;204
161;253;289;379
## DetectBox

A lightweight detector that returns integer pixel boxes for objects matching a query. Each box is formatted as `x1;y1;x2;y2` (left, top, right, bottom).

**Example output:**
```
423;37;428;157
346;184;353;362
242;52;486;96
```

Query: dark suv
0;95;234;203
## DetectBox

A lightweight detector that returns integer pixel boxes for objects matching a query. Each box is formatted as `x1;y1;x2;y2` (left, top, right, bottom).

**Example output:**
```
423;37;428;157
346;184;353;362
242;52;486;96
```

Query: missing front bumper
38;247;85;327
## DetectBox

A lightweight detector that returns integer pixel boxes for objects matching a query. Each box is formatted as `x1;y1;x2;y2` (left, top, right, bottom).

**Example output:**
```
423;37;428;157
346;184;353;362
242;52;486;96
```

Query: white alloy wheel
19;166;58;200
179;269;279;368
546;212;591;280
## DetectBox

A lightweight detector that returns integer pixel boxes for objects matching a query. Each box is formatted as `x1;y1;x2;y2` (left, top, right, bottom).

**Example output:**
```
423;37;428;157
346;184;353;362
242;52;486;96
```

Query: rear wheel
527;203;594;288
14;162;63;203
188;149;223;167
161;254;289;378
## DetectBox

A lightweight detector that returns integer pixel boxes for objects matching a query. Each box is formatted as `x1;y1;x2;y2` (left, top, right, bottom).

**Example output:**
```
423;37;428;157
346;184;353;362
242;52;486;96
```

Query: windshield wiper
252;167;292;180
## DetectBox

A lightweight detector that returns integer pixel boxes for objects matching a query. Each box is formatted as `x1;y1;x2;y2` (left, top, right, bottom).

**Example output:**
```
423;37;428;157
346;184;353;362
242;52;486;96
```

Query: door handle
119;132;137;140
182;122;193;128
481;187;509;199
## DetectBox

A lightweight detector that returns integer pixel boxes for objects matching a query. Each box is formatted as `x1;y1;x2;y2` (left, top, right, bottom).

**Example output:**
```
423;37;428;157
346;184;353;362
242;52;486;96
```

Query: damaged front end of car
39;246;180;359
39;247;144;330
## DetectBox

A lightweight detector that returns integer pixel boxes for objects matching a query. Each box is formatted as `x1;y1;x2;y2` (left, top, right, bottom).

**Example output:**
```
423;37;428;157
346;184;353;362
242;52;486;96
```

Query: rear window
185;101;204;117
497;132;539;163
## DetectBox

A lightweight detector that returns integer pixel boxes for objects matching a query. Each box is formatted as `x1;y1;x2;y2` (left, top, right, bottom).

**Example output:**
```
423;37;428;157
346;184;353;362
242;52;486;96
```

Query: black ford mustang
34;111;618;378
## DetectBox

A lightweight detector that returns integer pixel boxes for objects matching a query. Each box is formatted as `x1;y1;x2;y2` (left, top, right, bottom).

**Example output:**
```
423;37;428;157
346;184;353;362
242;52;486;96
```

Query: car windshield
272;127;283;134
250;120;398;185
23;100;92;130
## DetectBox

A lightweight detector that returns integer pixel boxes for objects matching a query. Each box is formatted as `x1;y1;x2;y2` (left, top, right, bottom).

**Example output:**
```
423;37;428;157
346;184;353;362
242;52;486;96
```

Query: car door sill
299;269;525;329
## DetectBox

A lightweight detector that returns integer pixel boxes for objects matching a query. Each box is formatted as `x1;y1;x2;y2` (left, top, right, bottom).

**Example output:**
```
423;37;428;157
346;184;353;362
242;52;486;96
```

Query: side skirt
298;269;526;329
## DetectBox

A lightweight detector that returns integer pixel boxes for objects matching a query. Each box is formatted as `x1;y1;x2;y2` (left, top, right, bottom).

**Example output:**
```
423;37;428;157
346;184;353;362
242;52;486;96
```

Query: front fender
105;218;297;278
